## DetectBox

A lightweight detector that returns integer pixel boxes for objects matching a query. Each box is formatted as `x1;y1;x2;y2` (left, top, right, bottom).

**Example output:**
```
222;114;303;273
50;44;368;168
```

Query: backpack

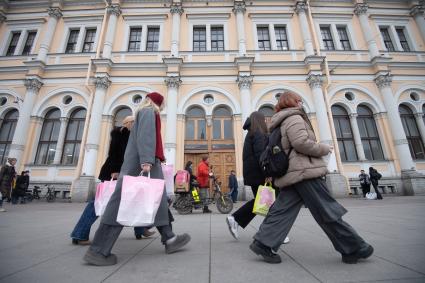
259;126;292;178
174;170;190;193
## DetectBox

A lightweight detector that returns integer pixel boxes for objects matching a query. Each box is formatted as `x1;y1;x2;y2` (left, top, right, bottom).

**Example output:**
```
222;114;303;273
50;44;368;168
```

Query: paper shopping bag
117;174;165;227
161;164;174;196
94;180;117;216
252;182;276;216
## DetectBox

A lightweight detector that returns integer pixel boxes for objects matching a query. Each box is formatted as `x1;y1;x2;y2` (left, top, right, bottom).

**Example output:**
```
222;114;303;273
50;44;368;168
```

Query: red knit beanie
146;92;164;107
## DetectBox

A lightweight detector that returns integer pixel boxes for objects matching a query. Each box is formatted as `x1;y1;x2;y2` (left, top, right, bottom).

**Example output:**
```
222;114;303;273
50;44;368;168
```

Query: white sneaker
283;236;290;244
0;208;6;212
226;215;239;240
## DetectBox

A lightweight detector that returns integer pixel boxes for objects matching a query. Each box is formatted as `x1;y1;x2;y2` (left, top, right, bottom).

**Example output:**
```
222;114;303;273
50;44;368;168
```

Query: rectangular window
257;26;271;51
6;32;21;56
320;26;335;51
211;26;224;51
193;26;206;52
82;28;96;53
337;27;351;51
65;29;79;53
275;26;289;50
396;28;410;52
380;27;395;51
146;27;160;51
21;31;36;55
128;27;142;52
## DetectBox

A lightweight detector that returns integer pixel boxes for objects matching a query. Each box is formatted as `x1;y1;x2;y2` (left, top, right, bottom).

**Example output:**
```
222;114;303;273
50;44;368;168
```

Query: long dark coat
0;164;16;198
98;127;130;182
101;107;169;227
13;175;29;197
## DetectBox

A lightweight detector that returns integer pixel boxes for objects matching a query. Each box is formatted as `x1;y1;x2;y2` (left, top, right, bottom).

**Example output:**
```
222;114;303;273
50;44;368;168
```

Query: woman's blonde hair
139;97;164;112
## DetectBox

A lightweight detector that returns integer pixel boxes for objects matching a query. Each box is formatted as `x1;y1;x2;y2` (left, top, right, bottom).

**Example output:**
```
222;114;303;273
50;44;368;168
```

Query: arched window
213;106;233;140
35;109;61;164
114;107;132;128
259;105;275;126
357;105;384;160
0;109;18;164
332;105;358;162
399;104;425;159
61;108;86;165
185;106;206;140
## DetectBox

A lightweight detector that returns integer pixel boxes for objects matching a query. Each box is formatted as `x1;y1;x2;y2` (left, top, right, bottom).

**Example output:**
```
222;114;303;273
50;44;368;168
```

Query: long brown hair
248;111;268;136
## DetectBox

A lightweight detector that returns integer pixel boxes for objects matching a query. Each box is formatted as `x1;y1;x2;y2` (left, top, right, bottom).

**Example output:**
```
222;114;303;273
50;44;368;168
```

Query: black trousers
371;182;383;199
232;185;260;229
361;184;371;197
254;178;366;255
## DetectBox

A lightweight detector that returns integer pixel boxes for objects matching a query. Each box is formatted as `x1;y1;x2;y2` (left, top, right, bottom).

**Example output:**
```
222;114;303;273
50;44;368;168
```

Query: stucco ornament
306;74;324;89
94;76;111;90
24;78;43;92
107;4;121;17
232;1;246;14
294;1;308;14
165;76;182;89
237;75;253;89
170;4;184;15
374;74;392;89
47;7;63;19
354;4;368;16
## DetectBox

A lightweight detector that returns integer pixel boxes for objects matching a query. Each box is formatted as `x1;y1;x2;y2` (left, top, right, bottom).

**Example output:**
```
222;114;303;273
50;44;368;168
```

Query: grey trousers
89;223;175;257
254;178;366;255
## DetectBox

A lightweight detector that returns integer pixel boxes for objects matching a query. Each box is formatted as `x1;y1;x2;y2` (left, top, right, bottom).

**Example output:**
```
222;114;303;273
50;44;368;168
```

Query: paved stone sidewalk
0;196;425;283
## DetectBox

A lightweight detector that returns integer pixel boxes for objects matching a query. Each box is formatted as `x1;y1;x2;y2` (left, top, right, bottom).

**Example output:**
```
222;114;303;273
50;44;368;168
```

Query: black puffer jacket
242;118;268;186
98;127;130;182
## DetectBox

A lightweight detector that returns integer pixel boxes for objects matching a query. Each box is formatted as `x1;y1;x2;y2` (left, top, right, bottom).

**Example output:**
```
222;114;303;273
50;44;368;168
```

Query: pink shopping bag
94;180;117;216
116;174;165;227
161;164;174;196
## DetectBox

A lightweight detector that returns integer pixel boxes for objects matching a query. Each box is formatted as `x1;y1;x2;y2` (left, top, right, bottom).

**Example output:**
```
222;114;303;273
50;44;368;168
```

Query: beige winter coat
270;107;330;188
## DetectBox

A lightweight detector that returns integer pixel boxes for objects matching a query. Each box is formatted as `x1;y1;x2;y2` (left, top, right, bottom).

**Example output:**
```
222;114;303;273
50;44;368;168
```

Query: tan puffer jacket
270;107;330;188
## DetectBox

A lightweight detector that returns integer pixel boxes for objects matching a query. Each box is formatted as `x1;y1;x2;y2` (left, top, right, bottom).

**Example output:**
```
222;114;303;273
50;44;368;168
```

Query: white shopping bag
161;164;174;196
94;180;117;216
117;173;165;227
366;192;377;200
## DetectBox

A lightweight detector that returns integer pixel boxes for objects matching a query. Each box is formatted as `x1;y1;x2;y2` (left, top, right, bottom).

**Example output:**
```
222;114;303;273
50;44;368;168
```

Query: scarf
154;112;165;162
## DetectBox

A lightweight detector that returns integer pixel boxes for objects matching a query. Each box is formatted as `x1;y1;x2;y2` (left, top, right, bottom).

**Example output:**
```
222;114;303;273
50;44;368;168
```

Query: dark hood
243;117;251;130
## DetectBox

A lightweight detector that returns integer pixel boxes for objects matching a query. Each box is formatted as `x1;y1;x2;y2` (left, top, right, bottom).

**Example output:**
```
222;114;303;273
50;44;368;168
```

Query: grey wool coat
101;107;169;227
270;107;331;188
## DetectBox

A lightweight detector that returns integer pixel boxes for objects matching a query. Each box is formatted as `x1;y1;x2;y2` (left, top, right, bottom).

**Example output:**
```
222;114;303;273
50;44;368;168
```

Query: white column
354;4;380;59
237;75;253;124
306;74;338;172
414;112;425;146
170;4;184;57
349;113;366;161
295;1;314;56
374;74;415;171
102;4;121;59
53;117;69;164
164;76;182;166
37;8;62;63
233;1;247;56
9;78;43;168
81;76;111;176
411;6;425;44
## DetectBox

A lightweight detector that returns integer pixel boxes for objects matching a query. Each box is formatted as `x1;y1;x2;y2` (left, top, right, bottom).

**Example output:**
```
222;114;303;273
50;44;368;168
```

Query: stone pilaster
164;76;182;165
295;1;314;57
102;4;121;59
37;8;62;63
233;1;247;55
170;3;184;56
354;3;380;59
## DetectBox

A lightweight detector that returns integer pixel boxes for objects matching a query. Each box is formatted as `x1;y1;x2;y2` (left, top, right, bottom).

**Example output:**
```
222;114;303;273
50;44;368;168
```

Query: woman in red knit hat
84;92;191;266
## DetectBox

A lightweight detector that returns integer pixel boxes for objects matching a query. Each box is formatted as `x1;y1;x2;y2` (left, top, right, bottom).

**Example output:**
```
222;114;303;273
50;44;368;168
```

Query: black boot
203;206;212;213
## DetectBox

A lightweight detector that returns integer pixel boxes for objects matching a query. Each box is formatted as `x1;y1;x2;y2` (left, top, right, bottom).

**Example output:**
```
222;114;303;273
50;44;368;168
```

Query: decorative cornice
170;4;184;15
233;1;246;14
410;5;424;17
47;7;63;19
94;76;111;90
165;76;182;89
306;74;324;89
374;74;392;89
107;4;121;17
394;139;408;146
294;1;308;14
237;75;253;89
24;78;43;92
354;3;368;16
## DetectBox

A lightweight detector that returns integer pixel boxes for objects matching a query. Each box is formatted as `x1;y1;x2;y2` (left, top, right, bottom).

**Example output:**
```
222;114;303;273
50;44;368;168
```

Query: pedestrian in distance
250;91;373;264
226;111;289;244
359;169;371;198
0;157;17;212
228;170;238;203
70;116;154;246
185;161;197;190
12;170;30;204
197;156;212;213
84;92;191;266
369;167;383;200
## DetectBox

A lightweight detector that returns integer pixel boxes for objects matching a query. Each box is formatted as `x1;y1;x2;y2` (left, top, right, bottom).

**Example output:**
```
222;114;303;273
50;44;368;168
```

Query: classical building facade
0;0;424;200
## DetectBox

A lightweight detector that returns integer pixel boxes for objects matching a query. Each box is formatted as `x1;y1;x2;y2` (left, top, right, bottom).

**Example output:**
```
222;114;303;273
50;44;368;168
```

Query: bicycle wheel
46;194;55;203
174;195;193;215
216;194;233;214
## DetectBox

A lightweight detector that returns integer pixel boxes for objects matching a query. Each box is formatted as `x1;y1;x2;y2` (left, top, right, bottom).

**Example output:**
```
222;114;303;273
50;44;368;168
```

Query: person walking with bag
250;91;373;264
84;92;190;266
12;170;30;204
0;157;17;211
359;170;371;198
71;116;154;245
369;167;383;200
226;112;289;244
228;170;238;203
